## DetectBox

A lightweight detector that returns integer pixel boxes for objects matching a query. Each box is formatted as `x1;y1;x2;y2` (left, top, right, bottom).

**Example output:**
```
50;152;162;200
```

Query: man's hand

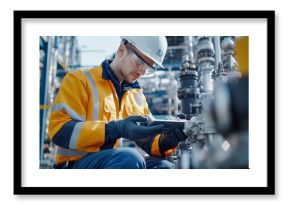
106;115;164;142
159;128;188;153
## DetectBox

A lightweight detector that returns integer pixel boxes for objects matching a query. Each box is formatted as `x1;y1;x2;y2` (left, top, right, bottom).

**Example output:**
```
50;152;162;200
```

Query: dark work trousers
54;147;175;169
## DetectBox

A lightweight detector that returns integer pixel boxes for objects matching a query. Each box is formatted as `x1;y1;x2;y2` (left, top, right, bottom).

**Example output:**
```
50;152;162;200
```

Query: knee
158;159;175;169
145;157;175;169
113;148;146;169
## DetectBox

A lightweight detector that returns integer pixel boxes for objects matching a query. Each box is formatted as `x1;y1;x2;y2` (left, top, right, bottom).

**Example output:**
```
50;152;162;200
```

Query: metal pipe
214;36;221;71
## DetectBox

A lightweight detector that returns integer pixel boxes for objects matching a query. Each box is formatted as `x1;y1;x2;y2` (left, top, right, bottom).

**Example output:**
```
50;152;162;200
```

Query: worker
48;36;188;169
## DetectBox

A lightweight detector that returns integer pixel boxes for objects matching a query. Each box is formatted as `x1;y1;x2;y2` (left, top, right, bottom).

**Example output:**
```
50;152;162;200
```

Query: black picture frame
14;10;275;195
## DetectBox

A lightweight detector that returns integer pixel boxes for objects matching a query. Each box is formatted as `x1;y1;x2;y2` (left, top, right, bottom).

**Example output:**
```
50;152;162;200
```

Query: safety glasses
125;43;157;75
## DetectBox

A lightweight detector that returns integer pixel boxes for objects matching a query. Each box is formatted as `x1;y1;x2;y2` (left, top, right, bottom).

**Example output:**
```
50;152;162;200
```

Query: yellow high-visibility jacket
48;61;174;165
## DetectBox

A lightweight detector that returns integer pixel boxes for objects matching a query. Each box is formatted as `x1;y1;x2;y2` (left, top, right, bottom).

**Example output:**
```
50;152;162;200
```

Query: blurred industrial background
40;36;248;169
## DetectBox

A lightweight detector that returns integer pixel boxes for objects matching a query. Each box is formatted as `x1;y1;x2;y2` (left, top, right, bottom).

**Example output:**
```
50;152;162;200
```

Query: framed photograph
14;10;275;195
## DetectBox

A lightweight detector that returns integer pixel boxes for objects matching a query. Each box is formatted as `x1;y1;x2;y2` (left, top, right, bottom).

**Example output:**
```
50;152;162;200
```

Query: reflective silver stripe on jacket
69;122;85;149
83;70;99;120
57;147;87;157
51;103;85;122
133;92;144;107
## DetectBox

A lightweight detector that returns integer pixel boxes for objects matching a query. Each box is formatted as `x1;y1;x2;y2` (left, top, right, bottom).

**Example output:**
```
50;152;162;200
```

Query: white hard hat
120;36;168;69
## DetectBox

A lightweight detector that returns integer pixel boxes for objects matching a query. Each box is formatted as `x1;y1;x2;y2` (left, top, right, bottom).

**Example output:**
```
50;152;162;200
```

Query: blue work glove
106;115;165;142
159;128;188;153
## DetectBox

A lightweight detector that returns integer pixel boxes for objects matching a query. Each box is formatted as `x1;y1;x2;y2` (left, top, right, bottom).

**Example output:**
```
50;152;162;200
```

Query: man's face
120;46;155;84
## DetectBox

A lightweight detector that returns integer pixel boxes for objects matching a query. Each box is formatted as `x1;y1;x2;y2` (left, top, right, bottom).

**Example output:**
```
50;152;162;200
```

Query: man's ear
117;45;127;58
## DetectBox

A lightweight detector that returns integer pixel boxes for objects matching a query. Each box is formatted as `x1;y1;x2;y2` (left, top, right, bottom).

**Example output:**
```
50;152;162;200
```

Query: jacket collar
101;60;141;89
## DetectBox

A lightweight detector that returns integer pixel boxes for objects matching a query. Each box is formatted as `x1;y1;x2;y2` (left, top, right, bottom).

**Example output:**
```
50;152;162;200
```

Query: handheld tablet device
147;115;186;129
